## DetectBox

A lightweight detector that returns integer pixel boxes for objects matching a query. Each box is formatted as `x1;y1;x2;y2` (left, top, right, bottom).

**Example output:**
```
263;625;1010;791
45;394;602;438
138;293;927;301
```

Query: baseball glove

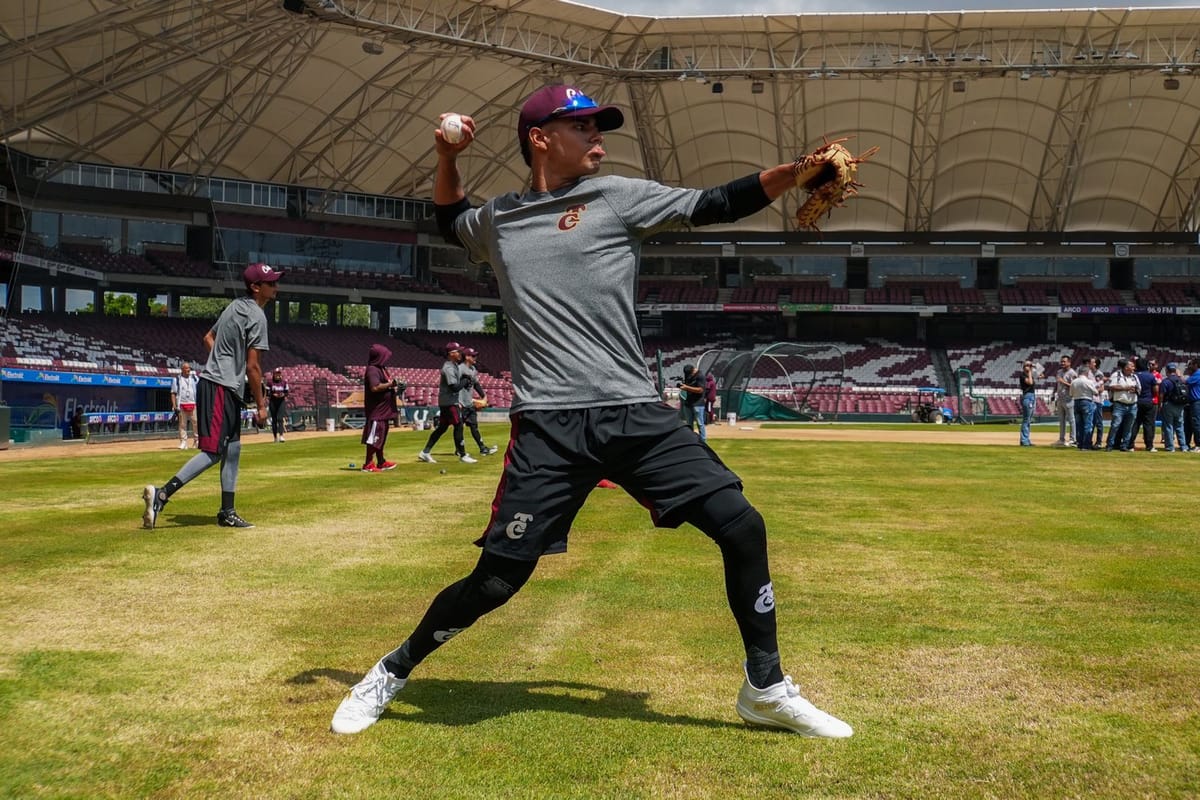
472;398;487;410
792;137;880;232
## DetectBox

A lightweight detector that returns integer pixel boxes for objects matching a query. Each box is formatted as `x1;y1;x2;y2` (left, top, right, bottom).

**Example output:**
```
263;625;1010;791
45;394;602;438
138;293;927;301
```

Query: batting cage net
696;342;846;422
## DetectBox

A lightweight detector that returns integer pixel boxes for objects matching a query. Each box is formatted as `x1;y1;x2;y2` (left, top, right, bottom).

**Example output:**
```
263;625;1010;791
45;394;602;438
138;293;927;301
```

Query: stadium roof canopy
3;1;1200;234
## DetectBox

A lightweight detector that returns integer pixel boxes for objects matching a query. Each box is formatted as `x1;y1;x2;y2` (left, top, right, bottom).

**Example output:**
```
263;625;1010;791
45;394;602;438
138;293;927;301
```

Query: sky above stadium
583;0;1196;14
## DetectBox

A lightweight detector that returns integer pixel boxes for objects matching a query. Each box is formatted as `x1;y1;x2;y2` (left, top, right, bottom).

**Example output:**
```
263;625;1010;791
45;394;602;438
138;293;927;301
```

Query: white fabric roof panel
2;1;1199;233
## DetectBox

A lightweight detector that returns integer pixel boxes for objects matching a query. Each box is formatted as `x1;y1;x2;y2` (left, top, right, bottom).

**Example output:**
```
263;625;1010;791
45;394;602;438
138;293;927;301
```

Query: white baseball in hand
440;114;465;144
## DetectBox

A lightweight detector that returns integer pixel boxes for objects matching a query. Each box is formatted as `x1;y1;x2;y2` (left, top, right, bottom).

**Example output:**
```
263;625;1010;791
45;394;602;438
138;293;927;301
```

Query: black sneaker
216;509;255;528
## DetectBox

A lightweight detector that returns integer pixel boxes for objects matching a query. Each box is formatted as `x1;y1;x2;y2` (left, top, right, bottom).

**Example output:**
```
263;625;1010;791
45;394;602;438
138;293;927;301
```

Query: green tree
80;292;166;316
482;312;498;334
179;296;232;319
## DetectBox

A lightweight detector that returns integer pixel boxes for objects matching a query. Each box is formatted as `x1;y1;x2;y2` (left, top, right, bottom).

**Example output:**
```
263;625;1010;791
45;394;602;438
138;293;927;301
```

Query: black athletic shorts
196;378;243;455
475;402;741;560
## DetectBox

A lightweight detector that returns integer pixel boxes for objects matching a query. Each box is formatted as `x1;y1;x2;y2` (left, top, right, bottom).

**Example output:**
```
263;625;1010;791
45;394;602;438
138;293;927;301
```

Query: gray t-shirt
458;363;485;407
438;359;462;407
202;296;269;396
454;175;701;411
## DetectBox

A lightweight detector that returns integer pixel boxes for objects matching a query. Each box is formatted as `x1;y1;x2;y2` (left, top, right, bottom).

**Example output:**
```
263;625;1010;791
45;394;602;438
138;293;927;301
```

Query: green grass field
2;428;1197;799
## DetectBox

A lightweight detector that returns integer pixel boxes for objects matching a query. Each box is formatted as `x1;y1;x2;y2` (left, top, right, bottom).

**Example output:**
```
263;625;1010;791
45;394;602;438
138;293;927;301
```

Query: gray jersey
202;296;269;396
458;363;485;407
454;175;701;411
438;360;463;407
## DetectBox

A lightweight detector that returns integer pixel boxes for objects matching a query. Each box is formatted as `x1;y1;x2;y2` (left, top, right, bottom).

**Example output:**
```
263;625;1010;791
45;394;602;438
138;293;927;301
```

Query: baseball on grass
440;114;464;144
439;468;448;475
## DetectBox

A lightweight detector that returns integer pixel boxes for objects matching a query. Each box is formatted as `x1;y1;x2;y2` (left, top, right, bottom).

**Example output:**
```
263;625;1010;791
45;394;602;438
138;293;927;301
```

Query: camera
391;379;407;392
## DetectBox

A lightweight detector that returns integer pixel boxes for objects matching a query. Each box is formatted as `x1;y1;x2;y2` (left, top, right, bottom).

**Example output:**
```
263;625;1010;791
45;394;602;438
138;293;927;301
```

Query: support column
416;306;429;331
40;285;53;312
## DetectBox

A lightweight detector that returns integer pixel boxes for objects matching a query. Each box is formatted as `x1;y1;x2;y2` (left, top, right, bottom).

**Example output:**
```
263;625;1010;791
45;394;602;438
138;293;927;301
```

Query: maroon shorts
195;379;243;455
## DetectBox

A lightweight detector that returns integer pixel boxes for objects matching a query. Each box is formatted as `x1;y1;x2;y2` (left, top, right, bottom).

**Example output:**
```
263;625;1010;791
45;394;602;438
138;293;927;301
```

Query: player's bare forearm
434;155;466;205
433;113;474;205
759;162;822;202
203;330;215;353
246;349;266;416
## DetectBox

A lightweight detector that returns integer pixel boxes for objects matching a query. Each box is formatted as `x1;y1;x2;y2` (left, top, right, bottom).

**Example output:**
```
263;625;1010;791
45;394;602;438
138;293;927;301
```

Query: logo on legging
433;627;464;643
754;582;775;614
506;512;533;539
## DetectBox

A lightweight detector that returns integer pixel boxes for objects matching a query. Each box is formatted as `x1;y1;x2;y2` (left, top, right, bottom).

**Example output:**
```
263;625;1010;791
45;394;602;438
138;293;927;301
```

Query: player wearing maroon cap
142;263;282;530
417;342;474;464
457;347;498;456
332;85;852;738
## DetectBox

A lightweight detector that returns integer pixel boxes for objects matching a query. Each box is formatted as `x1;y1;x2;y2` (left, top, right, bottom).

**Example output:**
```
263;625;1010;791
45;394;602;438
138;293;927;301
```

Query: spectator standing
1087;357;1106;449
1159;363;1190;452
1069;367;1097;450
1053;355;1077;447
1130;357;1159;452
458;347;499;456
1019;360;1039;446
361;344;400;473
172;361;200;450
267;367;290;443
142;263;282;530
418;342;473;464
1186;358;1200;450
1105;359;1139;452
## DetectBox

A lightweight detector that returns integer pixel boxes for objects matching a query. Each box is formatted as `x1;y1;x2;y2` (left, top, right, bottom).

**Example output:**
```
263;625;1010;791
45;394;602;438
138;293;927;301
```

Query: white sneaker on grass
142;485;158;530
735;663;853;738
459;453;477;464
417;450;436;464
331;659;407;735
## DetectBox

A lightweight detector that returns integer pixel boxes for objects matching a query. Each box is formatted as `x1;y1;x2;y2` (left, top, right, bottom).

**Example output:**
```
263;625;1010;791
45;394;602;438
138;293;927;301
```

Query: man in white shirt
172;362;200;450
1069;367;1098;450
1105;359;1139;452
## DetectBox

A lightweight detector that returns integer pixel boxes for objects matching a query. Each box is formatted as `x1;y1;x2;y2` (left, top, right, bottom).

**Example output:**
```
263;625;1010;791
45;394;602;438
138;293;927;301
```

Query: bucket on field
325;418;335;432
727;413;738;426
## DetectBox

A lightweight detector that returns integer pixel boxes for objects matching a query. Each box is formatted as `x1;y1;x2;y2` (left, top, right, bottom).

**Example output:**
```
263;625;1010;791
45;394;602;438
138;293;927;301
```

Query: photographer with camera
678;364;709;443
361;343;402;473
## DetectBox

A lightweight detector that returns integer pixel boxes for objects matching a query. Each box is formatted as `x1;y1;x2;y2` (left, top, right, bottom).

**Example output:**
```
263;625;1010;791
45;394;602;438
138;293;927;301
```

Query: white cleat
178;440;187;450
331;660;407;735
459;454;477;464
735;663;853;738
417;450;436;464
142;485;158;530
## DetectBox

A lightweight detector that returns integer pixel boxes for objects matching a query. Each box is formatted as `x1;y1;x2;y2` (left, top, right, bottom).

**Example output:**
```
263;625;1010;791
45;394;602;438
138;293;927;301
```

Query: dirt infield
0;422;1023;462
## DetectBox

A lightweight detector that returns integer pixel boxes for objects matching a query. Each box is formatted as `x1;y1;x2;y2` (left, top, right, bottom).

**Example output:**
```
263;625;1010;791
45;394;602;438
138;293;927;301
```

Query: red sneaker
361;463;381;473
378;461;397;471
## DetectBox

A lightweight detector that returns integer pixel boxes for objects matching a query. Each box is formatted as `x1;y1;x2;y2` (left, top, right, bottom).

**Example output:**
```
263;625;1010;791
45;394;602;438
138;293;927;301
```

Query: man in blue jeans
1105;359;1139;452
1070;368;1097;450
1019;360;1038;446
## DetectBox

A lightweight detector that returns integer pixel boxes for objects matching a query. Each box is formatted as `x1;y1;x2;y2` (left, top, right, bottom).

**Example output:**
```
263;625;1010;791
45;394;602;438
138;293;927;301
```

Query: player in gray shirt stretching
332;84;852;738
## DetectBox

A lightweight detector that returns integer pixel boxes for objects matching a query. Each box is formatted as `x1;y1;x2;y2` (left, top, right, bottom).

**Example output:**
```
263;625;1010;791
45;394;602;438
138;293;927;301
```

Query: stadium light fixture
361;40;384;55
711;82;724;94
1164;77;1181;90
751;81;764;94
952;79;966;93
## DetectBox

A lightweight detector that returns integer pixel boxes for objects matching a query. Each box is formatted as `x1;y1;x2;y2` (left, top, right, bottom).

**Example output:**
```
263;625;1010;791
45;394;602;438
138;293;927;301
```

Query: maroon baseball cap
243;262;285;284
461;347;478;357
444;341;463;353
517;84;624;165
